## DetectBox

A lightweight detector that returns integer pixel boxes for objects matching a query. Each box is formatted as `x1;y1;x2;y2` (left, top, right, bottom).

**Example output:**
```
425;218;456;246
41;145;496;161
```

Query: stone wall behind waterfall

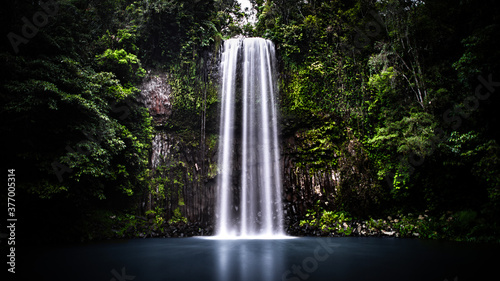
138;63;220;225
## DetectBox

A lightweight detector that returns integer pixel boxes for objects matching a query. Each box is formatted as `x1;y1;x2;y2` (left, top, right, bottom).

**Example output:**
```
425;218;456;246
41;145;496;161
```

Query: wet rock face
139;72;172;125
136;64;220;226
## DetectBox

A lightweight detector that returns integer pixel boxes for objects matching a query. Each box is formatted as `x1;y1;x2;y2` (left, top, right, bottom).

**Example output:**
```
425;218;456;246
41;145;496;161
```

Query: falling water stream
216;38;284;237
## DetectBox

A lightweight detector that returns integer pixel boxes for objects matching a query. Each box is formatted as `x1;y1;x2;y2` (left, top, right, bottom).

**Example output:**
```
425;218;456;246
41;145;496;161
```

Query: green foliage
96;48;145;83
367;111;438;191
261;0;500;236
454;210;477;229
0;0;156;219
439;131;500;190
299;200;354;235
169;207;188;224
1;0;225;223
318;210;353;235
2;52;152;200
293;120;342;171
139;0;223;66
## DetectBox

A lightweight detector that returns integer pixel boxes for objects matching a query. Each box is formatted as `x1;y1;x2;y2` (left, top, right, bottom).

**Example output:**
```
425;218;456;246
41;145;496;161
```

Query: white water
216;38;284;238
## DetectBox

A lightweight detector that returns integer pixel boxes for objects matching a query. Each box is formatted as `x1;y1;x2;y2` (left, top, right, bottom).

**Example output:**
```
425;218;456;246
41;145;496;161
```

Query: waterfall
216;38;284;237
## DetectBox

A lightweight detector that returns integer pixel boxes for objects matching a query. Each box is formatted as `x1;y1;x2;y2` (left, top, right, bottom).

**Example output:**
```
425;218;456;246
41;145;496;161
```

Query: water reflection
25;237;499;281
216;239;285;281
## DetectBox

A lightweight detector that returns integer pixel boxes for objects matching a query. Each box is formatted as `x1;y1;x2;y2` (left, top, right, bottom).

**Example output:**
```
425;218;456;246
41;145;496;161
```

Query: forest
1;0;499;245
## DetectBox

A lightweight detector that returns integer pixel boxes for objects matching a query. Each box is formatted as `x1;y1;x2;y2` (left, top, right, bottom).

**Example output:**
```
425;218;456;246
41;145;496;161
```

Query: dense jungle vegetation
1;0;499;243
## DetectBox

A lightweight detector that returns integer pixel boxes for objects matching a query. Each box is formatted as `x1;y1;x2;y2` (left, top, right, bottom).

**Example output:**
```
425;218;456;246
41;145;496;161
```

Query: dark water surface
21;237;498;281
